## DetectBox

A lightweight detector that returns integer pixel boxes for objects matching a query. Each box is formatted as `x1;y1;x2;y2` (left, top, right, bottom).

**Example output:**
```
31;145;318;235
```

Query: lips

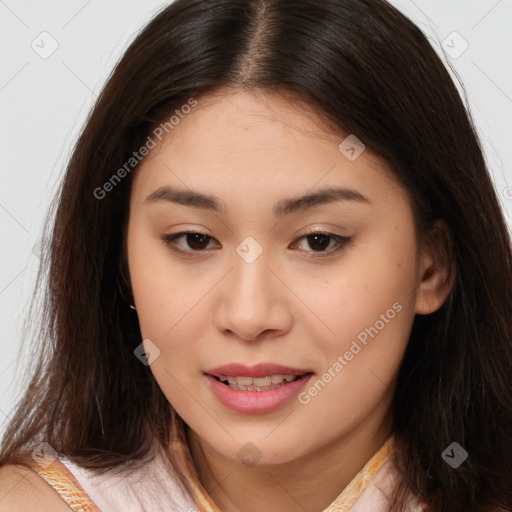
205;372;313;414
205;363;314;412
206;362;313;378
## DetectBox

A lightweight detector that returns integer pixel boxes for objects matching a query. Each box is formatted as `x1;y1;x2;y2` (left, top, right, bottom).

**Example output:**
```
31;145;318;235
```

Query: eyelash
161;230;352;258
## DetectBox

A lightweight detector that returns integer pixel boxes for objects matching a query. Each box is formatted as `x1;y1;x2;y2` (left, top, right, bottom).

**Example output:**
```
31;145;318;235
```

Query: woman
0;0;511;511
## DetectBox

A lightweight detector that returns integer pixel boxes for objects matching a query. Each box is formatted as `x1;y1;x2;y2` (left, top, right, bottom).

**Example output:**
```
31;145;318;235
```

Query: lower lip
205;374;313;414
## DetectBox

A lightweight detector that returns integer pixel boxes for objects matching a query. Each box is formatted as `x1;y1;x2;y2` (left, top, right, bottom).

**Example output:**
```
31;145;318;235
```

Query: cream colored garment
25;416;426;512
32;445;425;512
56;452;197;512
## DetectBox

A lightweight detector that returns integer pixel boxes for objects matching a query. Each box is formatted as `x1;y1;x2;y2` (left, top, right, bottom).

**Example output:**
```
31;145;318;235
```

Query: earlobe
414;219;456;315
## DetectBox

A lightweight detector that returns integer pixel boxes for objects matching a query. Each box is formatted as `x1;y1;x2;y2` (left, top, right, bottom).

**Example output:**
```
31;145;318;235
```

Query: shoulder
0;463;72;511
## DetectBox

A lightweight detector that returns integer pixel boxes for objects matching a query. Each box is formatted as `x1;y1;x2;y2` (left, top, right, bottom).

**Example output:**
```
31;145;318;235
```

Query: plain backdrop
1;0;511;437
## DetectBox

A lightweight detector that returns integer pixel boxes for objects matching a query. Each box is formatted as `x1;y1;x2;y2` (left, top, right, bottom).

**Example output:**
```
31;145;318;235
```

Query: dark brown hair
1;1;511;510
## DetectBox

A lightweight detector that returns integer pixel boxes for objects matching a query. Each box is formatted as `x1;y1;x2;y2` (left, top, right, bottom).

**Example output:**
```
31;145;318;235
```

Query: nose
215;250;293;342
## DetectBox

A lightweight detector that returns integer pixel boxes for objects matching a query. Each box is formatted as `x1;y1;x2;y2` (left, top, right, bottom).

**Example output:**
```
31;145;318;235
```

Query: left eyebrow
273;186;371;217
143;185;371;217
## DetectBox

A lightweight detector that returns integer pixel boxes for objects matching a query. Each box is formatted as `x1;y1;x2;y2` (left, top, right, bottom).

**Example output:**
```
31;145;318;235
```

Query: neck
186;404;393;512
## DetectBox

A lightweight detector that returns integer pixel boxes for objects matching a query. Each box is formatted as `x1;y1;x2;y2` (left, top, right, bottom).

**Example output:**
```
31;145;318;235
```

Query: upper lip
206;363;314;378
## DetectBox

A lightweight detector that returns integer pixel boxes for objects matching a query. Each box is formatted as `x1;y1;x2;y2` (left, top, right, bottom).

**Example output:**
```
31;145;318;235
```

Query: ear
415;219;456;315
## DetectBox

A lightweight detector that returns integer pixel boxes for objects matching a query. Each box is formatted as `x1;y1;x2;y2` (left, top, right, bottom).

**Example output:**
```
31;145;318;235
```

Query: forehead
131;89;407;212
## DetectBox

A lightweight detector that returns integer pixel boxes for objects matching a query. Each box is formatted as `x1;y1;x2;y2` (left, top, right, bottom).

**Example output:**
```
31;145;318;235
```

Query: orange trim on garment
170;409;222;512
325;436;394;511
21;453;100;511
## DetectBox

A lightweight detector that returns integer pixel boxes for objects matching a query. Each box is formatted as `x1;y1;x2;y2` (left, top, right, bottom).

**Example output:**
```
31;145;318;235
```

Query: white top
58;451;198;512
55;453;425;511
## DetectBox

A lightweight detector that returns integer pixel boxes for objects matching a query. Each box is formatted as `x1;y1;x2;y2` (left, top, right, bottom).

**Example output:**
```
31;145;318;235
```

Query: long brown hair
1;1;511;510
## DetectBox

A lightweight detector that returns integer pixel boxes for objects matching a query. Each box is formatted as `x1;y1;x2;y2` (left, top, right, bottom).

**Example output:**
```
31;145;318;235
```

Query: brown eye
305;233;332;251
162;231;218;255
183;233;211;250
293;231;352;256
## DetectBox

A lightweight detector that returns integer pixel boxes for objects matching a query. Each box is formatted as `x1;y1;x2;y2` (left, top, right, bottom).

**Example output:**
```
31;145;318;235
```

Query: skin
126;89;454;512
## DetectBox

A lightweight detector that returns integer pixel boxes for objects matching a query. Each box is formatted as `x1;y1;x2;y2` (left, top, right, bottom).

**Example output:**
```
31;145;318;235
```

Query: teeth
253;377;272;386
237;376;253;386
217;374;300;391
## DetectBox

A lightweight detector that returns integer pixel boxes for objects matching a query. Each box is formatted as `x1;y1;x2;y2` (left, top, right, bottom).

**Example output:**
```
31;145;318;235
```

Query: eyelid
161;229;352;258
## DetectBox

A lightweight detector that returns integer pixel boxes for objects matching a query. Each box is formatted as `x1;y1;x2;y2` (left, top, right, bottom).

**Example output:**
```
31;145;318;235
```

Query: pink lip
206;374;313;414
206;362;313;378
205;363;314;414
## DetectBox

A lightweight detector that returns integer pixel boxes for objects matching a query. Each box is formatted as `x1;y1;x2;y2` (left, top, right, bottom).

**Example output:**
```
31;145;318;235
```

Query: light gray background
1;0;511;437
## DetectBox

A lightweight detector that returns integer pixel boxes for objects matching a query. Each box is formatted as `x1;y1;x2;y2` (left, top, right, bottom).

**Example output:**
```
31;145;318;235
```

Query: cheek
312;235;417;353
127;224;220;408
127;230;204;406
296;251;417;441
300;232;418;432
127;224;202;338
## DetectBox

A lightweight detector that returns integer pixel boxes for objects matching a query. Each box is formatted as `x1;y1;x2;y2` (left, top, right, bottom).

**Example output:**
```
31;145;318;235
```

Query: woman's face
127;89;442;465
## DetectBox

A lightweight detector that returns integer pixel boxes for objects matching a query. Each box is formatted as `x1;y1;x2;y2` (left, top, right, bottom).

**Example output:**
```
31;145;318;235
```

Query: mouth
210;373;311;392
204;364;314;414
205;362;314;391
